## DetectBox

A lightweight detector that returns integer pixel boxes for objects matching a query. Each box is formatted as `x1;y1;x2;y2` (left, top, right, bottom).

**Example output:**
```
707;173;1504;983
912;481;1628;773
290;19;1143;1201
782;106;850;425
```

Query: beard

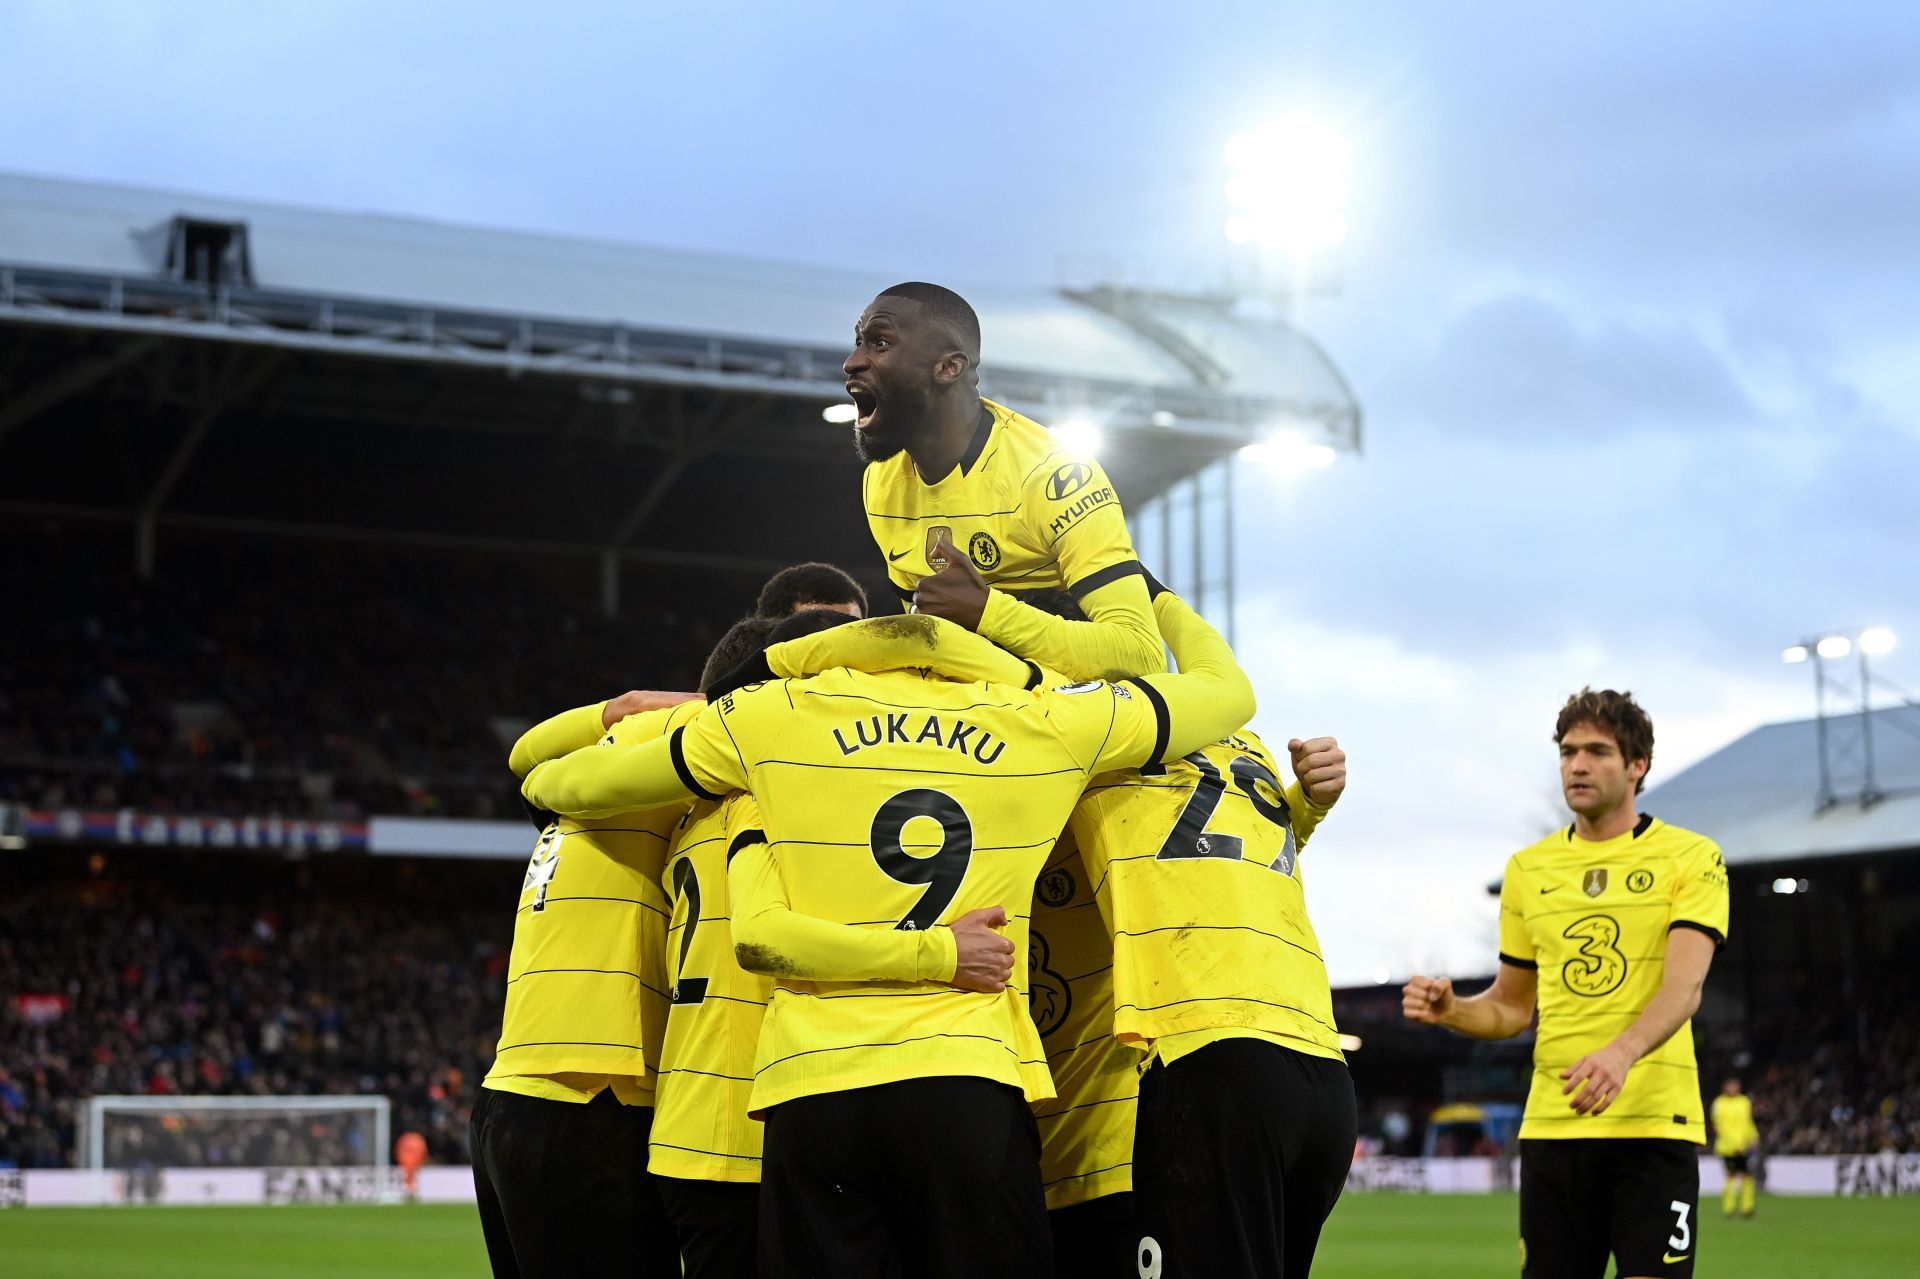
847;380;934;464
852;424;908;464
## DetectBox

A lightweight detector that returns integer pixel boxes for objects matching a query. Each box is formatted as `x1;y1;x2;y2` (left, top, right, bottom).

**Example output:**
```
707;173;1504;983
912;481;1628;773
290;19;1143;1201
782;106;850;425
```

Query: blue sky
5;1;1914;983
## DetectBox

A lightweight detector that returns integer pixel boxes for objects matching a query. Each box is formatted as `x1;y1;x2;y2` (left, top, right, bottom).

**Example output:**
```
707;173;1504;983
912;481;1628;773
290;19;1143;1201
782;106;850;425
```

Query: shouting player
843;282;1163;681
521;594;1255;1279
1403;688;1729;1279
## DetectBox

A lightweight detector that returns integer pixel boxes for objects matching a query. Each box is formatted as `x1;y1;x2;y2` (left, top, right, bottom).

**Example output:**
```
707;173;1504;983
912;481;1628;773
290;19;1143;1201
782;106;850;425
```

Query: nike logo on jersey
1663;1254;1690;1265
887;547;912;562
1539;886;1559;894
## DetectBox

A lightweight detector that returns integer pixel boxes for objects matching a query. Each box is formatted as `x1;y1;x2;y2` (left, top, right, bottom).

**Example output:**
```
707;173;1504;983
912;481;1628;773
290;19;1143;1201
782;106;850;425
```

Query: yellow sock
1722;1177;1738;1216
1740;1176;1756;1216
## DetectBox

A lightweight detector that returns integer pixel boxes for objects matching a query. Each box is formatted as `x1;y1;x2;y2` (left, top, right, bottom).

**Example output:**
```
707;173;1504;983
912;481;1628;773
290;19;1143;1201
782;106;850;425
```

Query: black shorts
1721;1153;1750;1176
658;1176;757;1279
1050;1191;1138;1279
469;1086;679;1279
1520;1138;1700;1279
758;1076;1049;1279
1134;1039;1357;1279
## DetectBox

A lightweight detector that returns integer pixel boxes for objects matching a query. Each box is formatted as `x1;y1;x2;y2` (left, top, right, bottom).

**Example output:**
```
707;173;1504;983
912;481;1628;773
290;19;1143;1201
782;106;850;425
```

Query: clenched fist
1288;736;1347;807
1402;975;1455;1027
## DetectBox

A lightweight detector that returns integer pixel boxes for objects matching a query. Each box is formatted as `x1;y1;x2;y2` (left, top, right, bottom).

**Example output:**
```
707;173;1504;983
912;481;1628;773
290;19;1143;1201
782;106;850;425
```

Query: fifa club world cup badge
1583;868;1608;898
925;525;954;570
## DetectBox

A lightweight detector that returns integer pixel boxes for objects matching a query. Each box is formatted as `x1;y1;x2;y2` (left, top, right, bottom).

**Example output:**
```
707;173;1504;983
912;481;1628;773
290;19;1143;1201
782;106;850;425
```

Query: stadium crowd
0;524;724;822
0;847;511;1169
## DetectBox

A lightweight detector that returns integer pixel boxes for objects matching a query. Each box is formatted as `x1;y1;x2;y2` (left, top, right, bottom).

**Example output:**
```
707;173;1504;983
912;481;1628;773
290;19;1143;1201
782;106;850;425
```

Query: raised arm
507;691;702;778
1113;588;1255;769
975;571;1166;682
522;700;744;821
761;613;1059;690
1402;964;1539;1041
1403;863;1539;1040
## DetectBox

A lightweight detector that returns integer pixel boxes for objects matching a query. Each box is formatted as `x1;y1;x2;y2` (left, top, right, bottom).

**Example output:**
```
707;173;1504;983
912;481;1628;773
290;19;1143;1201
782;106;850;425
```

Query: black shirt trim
669;727;723;801
1068;559;1146;601
1499;952;1539;971
1022;660;1044;691
727;828;768;861
1125;678;1172;766
1669;920;1724;947
957;405;995;477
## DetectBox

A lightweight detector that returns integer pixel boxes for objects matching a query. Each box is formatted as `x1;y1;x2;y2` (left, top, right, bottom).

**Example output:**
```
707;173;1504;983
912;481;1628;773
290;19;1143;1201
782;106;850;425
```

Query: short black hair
877;282;981;362
1013;588;1086;622
768;607;857;646
755;562;868;619
700;615;778;693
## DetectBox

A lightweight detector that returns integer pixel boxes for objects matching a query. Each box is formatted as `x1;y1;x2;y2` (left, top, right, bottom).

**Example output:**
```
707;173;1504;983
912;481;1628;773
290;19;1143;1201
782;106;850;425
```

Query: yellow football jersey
1030;836;1137;1210
649;793;775;1182
485;700;701;1094
685;667;1174;1114
519;600;1253;1115
1499;816;1730;1142
1068;728;1341;1062
862;396;1162;681
1710;1093;1758;1156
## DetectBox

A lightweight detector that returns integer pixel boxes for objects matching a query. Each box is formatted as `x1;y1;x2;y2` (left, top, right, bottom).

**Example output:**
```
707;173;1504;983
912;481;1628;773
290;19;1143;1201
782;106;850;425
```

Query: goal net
81;1095;390;1204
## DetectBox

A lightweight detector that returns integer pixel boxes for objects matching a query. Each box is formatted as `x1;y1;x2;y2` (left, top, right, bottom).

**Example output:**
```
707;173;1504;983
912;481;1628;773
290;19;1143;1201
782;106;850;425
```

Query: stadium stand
0;521;731;820
1;846;511;1169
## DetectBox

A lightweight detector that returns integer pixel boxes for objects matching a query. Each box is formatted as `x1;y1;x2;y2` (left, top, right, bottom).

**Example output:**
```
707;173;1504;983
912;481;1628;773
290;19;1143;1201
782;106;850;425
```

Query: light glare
1223;117;1353;254
1860;626;1897;656
821;403;858;424
1772;878;1797;895
1241;431;1337;475
1781;645;1809;665
1054;417;1105;458
1816;635;1853;659
1337;1033;1364;1052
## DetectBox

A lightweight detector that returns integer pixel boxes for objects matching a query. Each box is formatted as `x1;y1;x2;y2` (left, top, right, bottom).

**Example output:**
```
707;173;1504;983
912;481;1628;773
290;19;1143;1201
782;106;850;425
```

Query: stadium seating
0;523;728;821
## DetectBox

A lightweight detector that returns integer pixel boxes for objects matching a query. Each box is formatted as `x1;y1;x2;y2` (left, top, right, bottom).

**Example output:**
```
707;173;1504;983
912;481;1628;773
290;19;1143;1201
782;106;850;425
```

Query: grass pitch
1;1193;1913;1277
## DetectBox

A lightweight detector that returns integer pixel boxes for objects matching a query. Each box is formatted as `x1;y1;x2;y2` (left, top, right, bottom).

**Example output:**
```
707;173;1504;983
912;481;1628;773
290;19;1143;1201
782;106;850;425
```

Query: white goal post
82;1095;391;1178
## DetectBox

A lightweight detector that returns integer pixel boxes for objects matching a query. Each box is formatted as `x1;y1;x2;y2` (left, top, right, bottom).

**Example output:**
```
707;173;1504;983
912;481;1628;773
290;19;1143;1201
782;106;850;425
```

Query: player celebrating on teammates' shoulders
843;282;1163;681
1403;688;1729;1279
521;591;1254;1279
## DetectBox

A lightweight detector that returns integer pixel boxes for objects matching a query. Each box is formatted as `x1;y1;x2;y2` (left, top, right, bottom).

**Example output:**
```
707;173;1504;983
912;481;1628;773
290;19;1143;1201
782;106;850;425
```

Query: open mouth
846;381;878;428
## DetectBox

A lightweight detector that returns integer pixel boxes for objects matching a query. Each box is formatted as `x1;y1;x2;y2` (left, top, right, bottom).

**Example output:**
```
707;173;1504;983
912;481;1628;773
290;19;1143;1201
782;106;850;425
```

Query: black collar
956;404;994;477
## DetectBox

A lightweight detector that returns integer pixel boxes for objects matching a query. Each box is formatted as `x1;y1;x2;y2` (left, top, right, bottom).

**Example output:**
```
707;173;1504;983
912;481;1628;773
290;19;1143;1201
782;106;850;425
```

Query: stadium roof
1643;704;1920;866
0;170;1360;438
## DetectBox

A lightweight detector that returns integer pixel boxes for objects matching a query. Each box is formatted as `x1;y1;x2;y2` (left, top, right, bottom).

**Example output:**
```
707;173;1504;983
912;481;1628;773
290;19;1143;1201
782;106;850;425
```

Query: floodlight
1860;626;1897;656
1781;645;1809;665
1222;118;1352;255
1816;635;1853;659
1772;878;1797;895
1241;431;1337;475
1053;417;1104;458
821;403;858;424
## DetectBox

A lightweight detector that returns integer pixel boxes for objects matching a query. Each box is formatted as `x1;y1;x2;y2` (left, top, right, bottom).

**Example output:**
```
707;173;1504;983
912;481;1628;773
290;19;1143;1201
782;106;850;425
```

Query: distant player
842;282;1164;682
1710;1078;1758;1219
1403;688;1730;1279
522;594;1255;1279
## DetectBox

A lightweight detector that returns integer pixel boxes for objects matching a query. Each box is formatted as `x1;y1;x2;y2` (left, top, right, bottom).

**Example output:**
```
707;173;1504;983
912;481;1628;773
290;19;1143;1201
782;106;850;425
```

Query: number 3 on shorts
1667;1199;1692;1251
